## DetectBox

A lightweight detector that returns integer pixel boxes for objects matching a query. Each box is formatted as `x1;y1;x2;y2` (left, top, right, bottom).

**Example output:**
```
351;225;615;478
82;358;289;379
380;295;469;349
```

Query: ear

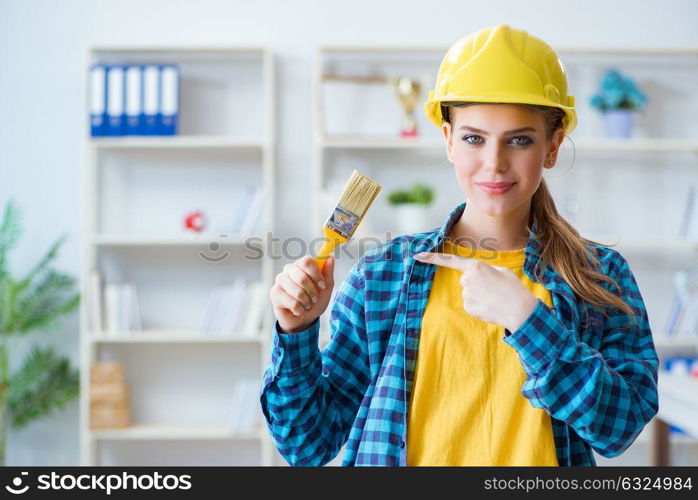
442;121;454;164
545;128;565;168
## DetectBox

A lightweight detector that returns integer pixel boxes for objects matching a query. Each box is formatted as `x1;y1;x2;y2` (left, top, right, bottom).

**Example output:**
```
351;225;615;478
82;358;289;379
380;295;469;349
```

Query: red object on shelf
183;210;207;233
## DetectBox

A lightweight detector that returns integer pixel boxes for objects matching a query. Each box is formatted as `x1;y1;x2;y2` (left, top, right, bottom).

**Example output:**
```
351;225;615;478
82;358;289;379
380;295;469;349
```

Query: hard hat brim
425;93;577;136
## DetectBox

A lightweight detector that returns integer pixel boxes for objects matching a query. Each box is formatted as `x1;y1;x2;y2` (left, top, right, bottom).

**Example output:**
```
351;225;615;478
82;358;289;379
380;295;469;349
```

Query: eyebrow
458;125;538;135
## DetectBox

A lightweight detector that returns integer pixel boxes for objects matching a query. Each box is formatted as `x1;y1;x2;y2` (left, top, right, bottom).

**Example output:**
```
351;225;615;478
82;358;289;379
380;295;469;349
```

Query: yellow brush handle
315;225;348;273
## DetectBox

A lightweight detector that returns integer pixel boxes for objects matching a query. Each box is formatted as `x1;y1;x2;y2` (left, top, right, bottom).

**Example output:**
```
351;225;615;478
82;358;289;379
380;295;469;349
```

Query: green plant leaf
387;191;412;205
0;200;22;274
15;234;68;296
8;345;79;429
9;269;80;334
410;184;435;205
0;278;17;334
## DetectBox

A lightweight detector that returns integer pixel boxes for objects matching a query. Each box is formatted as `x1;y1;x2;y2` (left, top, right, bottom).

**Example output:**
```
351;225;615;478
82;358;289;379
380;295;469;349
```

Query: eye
511;136;533;146
462;135;482;145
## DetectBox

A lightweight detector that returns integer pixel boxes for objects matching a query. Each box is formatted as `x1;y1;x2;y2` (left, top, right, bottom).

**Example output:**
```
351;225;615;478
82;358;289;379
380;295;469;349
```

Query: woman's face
443;103;563;218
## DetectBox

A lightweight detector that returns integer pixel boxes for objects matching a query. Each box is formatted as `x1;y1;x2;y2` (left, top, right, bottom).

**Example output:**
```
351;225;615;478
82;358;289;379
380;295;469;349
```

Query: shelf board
89;136;265;150
90;423;265;441
90;329;264;344
319;136;698;153
91;233;262;247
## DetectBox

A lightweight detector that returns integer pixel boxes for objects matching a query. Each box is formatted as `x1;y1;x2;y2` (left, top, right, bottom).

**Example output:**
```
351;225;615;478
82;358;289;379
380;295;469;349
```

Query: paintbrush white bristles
323;170;382;241
336;170;382;224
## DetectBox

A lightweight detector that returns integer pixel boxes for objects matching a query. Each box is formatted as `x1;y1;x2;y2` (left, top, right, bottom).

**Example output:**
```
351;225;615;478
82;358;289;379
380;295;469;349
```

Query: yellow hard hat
424;24;577;135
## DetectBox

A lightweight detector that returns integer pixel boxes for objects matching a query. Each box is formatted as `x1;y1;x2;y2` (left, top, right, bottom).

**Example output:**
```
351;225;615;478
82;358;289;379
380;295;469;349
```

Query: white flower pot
393;204;430;234
603;109;635;138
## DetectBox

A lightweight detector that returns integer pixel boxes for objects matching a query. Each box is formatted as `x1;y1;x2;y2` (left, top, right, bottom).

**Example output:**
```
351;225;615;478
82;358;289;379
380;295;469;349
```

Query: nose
483;142;508;172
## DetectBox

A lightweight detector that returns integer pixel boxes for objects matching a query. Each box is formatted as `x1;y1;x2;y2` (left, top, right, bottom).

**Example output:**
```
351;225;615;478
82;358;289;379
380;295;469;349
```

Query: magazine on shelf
239;185;265;234
679;185;698;239
241;280;266;338
226;184;265;236
222;278;249;334
227;377;261;434
200;278;262;336
665;264;698;338
104;282;143;336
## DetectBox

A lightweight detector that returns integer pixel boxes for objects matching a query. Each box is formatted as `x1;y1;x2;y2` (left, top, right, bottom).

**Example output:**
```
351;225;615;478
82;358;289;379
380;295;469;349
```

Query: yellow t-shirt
406;239;559;466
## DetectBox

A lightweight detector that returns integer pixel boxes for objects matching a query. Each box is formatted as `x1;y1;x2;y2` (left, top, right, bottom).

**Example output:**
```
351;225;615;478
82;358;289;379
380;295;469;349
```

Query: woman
262;24;659;466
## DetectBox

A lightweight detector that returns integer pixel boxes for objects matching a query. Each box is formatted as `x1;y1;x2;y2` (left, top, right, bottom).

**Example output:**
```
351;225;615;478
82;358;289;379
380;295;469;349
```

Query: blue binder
89;64;107;137
142;65;160;135
159;64;179;135
106;65;126;136
125;65;144;135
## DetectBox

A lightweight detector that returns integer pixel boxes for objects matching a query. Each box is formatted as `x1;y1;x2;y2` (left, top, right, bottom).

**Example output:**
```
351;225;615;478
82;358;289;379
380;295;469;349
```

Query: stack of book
89;271;143;336
227;377;262;434
226;184;265;236
90;361;131;429
660;357;698;436
103;282;143;336
89;270;266;338
679;185;698;239
199;279;266;338
664;263;698;339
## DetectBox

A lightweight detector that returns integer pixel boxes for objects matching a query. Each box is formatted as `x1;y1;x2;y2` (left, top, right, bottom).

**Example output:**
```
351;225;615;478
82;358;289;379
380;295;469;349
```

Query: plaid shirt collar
416;201;578;303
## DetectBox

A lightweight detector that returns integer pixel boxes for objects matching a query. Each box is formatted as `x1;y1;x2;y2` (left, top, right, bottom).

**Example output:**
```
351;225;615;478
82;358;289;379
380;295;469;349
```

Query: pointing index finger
414;252;469;271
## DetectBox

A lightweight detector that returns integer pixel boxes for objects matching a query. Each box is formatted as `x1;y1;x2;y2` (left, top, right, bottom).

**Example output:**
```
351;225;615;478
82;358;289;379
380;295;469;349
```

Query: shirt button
400;441;405;449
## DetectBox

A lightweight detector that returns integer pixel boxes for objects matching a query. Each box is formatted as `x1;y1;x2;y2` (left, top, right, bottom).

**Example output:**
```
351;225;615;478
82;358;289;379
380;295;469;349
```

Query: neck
448;200;531;251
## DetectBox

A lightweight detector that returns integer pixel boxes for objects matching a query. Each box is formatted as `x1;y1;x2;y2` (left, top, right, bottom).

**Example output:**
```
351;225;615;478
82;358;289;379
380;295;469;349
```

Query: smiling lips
476;181;516;195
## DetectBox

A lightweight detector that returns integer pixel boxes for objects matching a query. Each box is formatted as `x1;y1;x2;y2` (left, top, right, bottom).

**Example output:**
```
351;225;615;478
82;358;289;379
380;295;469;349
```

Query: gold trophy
389;76;421;137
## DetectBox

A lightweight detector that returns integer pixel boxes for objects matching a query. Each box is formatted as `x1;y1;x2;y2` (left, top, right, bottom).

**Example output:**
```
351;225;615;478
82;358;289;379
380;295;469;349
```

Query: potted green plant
0;200;80;464
387;183;435;234
590;68;647;138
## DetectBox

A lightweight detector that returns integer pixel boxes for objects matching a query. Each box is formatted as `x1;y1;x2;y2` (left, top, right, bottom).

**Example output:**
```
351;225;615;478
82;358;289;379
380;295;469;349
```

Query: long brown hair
441;102;636;325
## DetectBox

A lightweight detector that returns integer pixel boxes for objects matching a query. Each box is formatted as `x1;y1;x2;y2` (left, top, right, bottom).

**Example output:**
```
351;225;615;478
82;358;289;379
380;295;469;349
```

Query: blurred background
1;0;697;467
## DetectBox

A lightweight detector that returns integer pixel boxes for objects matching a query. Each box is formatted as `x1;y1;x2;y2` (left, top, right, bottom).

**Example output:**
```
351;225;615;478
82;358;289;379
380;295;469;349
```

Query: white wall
0;0;696;465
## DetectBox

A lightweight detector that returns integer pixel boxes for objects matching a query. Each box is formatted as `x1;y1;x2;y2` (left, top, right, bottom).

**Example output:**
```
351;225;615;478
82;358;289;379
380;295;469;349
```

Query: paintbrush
315;169;382;272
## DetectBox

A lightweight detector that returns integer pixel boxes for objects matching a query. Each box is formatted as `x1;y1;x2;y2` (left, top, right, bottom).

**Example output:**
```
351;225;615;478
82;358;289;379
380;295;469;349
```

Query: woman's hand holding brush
269;255;336;334
269;169;380;335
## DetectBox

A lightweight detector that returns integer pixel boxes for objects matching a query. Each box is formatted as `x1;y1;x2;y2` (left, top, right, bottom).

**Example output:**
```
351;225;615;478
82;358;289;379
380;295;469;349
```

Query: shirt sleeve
259;257;371;466
502;252;659;458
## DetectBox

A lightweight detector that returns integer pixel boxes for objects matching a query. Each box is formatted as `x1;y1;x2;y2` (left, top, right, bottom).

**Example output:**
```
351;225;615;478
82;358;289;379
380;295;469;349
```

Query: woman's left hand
414;251;539;333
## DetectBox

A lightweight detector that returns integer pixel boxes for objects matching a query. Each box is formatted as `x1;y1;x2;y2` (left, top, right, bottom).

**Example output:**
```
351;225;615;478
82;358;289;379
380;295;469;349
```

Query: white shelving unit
312;46;698;463
80;46;276;466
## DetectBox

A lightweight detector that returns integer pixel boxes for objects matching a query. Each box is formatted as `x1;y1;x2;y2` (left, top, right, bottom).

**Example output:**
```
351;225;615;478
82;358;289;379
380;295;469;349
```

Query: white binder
89;64;106;136
106;65;125;136
125;65;143;135
143;65;159;135
160;65;179;135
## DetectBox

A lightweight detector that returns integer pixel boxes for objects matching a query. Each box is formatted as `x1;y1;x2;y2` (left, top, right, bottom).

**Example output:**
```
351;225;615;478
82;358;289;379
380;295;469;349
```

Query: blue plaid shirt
260;201;659;466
